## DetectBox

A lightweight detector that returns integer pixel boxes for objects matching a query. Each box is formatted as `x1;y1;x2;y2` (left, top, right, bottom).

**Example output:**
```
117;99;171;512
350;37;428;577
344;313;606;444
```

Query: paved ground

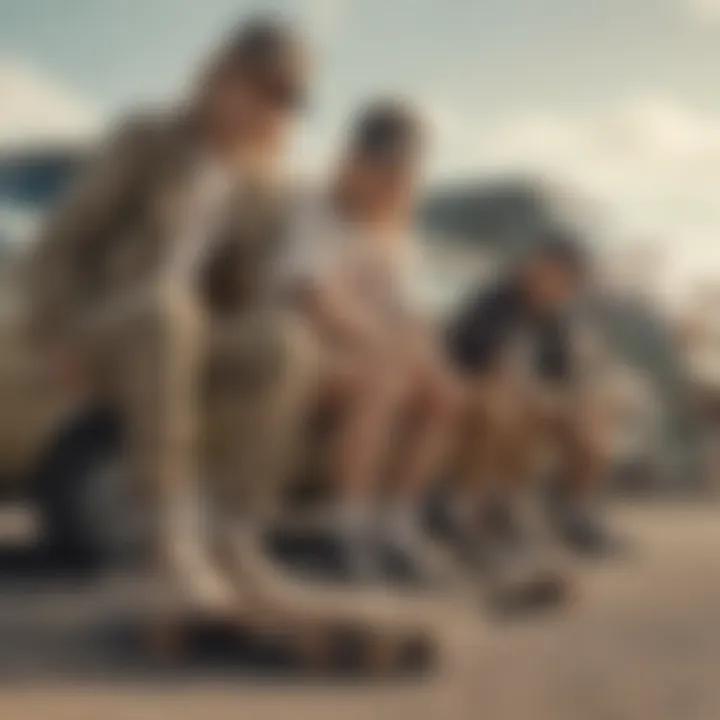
2;503;720;720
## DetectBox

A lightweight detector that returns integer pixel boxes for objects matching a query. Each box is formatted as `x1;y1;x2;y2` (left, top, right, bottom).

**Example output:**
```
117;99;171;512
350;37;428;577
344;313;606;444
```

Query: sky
1;0;720;297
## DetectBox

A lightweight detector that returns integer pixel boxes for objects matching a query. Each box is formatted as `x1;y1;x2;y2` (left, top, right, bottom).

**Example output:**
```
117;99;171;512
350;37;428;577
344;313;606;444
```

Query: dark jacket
447;278;573;382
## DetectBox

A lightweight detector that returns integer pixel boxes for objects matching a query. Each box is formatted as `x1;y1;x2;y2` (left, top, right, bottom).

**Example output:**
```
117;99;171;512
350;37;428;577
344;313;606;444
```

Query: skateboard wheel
397;632;437;674
364;632;403;675
147;620;187;664
293;624;332;671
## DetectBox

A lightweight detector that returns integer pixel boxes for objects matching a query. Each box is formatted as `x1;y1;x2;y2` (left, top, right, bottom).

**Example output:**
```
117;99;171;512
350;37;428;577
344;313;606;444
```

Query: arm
298;277;387;350
278;221;388;350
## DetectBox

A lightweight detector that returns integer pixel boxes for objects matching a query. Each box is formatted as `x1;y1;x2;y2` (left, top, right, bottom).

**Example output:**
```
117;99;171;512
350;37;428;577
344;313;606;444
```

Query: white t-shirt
275;193;422;322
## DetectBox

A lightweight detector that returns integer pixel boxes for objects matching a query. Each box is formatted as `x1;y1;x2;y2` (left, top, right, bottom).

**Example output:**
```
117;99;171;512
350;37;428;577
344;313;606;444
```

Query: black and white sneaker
375;527;460;591
474;502;572;616
554;505;622;558
266;520;380;585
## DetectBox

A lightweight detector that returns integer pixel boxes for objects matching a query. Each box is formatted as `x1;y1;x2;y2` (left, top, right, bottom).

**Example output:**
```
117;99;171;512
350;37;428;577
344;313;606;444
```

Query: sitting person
276;100;458;583
445;233;616;569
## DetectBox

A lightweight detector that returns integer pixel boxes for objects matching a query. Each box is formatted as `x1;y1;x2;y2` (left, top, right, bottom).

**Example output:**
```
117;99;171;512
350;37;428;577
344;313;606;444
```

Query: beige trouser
85;285;320;612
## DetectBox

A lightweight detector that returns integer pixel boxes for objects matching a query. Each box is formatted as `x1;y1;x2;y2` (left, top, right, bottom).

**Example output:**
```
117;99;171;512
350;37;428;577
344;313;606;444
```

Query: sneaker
554;505;622;557
544;482;624;557
486;564;572;617
268;525;382;584
375;529;459;591
474;503;572;616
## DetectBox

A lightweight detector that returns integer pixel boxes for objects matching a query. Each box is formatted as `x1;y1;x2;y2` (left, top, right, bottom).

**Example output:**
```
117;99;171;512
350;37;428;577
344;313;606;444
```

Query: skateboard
147;610;437;676
145;525;442;676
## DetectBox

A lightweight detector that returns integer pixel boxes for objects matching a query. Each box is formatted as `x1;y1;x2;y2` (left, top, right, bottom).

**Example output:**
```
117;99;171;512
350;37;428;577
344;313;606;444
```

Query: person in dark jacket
446;231;616;579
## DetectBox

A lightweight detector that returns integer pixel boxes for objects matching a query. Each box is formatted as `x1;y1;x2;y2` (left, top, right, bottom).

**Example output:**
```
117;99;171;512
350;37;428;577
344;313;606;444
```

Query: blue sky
2;0;720;119
2;0;720;293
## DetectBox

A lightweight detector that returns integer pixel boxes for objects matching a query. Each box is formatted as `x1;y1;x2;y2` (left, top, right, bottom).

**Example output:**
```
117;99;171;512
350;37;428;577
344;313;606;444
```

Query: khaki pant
83;285;320;607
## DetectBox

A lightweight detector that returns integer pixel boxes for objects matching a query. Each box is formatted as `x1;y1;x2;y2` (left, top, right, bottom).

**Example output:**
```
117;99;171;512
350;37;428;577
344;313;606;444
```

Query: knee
266;315;322;396
482;392;529;442
410;372;461;430
344;357;409;407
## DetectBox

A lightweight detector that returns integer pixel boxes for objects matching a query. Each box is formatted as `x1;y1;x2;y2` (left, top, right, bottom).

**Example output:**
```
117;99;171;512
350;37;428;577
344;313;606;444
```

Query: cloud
682;0;720;22
297;0;349;46
0;59;99;148
427;94;720;300
478;97;720;204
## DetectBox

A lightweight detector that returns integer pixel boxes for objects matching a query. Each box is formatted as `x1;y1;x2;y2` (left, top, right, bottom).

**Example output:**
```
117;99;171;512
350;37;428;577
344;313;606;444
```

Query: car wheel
32;408;135;570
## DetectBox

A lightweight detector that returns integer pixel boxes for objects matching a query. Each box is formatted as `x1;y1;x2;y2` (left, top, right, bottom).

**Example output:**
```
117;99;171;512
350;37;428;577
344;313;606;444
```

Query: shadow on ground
0;545;435;685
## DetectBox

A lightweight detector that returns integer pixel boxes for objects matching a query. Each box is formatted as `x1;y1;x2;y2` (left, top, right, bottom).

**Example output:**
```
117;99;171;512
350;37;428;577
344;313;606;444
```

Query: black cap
348;99;425;164
213;17;309;108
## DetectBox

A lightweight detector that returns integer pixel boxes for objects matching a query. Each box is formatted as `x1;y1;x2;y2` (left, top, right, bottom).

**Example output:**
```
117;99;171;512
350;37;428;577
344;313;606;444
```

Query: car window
0;153;85;209
0;150;85;253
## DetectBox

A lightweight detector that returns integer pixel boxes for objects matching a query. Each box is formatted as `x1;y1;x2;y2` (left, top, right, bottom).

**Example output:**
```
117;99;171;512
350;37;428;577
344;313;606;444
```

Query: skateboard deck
144;525;446;676
147;613;437;676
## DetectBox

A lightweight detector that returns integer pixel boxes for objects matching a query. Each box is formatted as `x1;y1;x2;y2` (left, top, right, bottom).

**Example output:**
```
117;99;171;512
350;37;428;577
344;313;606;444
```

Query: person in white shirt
278;100;459;583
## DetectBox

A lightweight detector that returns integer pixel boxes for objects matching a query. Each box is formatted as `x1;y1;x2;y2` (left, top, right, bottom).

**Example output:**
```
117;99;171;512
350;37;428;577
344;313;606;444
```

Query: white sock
332;502;378;576
335;502;373;543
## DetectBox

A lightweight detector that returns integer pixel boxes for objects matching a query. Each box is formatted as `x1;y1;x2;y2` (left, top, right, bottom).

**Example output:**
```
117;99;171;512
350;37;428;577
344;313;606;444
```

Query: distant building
419;175;595;255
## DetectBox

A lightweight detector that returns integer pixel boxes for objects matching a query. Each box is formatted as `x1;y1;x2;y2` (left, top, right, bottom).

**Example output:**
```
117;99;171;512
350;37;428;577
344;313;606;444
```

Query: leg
454;374;537;516
452;379;572;610
106;285;237;617
387;358;461;503
557;404;608;503
203;324;442;661
545;397;617;556
205;311;322;520
313;345;411;578
375;357;462;586
330;357;408;504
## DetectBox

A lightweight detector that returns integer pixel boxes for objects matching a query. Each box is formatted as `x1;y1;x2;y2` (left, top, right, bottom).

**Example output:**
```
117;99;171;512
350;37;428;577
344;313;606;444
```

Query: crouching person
445;234;616;605
276;101;459;586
